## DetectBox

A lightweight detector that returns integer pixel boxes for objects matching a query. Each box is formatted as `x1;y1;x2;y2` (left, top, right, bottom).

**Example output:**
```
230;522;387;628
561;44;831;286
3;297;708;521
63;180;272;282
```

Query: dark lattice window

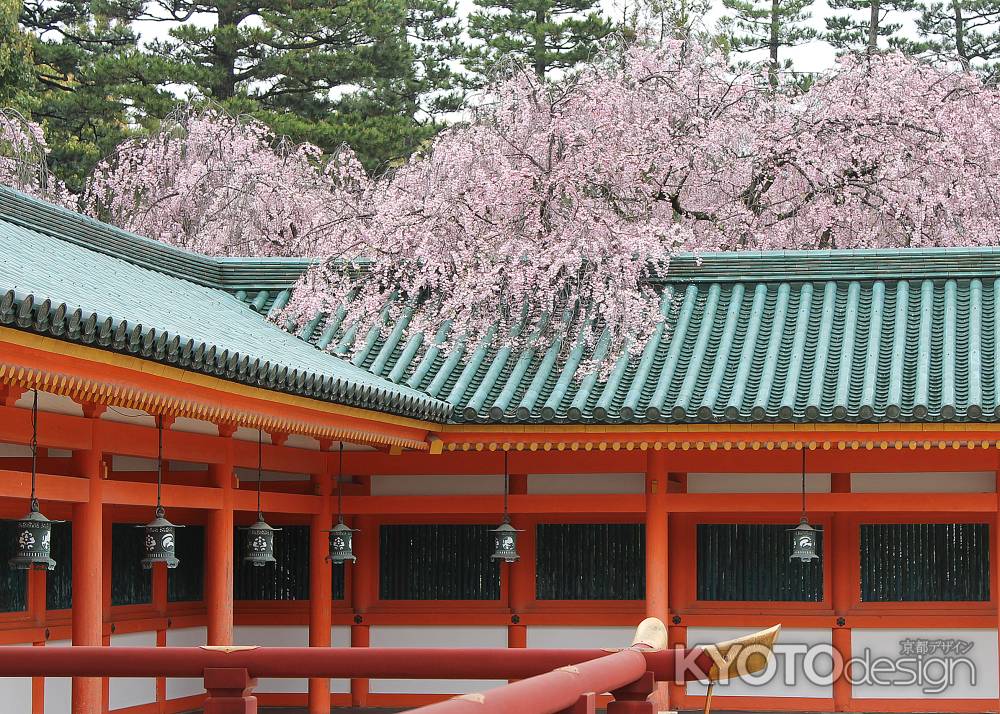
332;561;345;600
45;521;72;610
168;525;204;602
697;524;824;602
380;525;500;600
861;523;990;602
0;521;27;612
234;525;309;600
112;523;152;606
536;524;644;600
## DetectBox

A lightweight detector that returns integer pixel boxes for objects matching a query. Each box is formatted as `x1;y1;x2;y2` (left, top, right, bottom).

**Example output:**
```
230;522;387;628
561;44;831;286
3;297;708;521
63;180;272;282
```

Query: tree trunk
769;0;780;88
213;2;239;100
952;0;968;67
867;0;879;52
534;5;546;79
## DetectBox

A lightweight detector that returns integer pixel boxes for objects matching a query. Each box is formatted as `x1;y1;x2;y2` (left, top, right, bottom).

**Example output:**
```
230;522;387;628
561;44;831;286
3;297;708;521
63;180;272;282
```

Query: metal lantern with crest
789;447;821;563
241;430;279;566
491;450;521;564
140;417;182;569
789;517;820;562
10;390;57;571
326;442;357;565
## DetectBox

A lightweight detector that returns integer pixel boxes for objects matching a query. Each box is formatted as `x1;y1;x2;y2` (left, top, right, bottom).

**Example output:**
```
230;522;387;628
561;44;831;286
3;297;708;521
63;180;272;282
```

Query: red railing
0;618;716;714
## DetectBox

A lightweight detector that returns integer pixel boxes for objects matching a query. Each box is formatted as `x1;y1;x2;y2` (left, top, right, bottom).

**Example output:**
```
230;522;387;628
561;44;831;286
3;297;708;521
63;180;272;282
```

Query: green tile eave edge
0;286;454;424
8;186;1000;294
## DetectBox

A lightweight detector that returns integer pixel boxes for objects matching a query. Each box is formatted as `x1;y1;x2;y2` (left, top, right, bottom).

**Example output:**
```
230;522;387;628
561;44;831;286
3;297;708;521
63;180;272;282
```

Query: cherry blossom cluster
8;44;1000;369
84;107;371;257
0;109;71;207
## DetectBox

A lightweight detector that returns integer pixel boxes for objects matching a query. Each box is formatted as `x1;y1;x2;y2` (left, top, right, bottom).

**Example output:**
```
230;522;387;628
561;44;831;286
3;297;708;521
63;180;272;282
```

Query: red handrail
0;644;710;681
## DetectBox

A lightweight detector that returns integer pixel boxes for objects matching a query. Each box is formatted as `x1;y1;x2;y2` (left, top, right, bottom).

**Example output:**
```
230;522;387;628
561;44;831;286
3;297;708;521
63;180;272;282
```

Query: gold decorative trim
0;362;429;451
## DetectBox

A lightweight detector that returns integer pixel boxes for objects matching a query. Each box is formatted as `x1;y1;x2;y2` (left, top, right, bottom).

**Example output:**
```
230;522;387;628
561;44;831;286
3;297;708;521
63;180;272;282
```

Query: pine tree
905;0;1000;73
824;0;916;53
466;0;614;82
19;0;168;192
141;0;463;171
719;0;817;87
0;0;33;108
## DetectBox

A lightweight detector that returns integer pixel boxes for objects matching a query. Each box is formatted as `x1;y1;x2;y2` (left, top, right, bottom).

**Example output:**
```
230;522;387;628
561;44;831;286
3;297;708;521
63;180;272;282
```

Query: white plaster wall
112;455;157;472
234;428;272;443
686;627;833;698
110;631;157;711
329;626;351;693
371;475;504;496
528;474;645;494
286;434;320;450
526;626;635;650
171;417;219;436
688;473;831;493
235;467;309;482
233;625;307;693
0;443;32;457
165;627;207;701
0;644;31;714
168;460;208;472
370;625;506;694
43;639;71;714
851;628;998;699
100;405;153;426
17;391;83;417
852;472;995;493
46;448;72;458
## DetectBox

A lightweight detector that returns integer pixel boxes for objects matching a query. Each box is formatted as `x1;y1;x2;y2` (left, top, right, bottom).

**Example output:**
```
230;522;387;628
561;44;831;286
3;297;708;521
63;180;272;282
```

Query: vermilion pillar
831;472;852;712
71;404;105;714
507;474;530;651
206;425;236;646
351;513;376;708
308;462;333;714
645;451;669;711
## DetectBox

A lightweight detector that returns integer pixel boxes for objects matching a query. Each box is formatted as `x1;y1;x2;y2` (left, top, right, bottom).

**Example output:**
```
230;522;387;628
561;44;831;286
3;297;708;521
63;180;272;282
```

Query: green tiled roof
276;274;1000;424
0;187;451;422
6;185;1000;425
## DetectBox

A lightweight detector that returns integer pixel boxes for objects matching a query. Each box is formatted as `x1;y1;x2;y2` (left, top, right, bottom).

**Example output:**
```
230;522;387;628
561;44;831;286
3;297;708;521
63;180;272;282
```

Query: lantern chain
155;417;164;519
257;429;263;520
337;441;344;525
29;389;38;512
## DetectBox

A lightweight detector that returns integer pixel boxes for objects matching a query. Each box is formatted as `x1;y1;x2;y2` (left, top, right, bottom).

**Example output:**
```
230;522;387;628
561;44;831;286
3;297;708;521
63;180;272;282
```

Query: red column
508;474;530;651
351;513;376;708
645;451;669;711
206;426;236;646
71;404;105;714
308;456;334;714
831;472;852;712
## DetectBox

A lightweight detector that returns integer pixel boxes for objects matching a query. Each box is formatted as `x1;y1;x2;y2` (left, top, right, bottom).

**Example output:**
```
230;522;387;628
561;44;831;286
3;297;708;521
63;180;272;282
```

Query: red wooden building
0;185;999;713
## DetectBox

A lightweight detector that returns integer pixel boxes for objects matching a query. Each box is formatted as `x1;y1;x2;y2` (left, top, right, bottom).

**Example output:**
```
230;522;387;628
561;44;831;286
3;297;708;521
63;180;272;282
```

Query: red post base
608;671;656;714
203;668;257;714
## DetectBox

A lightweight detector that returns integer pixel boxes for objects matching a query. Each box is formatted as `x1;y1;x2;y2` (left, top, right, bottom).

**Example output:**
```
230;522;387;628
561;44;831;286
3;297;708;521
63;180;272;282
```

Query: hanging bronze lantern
10;502;56;571
789;517;820;563
491;450;521;563
241;430;279;566
10;389;57;571
491;516;520;563
327;519;357;565
326;443;357;565
141;506;180;569
140;417;181;569
789;447;821;563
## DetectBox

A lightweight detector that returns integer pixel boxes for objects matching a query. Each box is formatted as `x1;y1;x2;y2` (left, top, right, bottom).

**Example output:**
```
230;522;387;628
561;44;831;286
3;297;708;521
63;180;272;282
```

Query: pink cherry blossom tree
84;44;1000;369
0;108;71;207
84;106;371;258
